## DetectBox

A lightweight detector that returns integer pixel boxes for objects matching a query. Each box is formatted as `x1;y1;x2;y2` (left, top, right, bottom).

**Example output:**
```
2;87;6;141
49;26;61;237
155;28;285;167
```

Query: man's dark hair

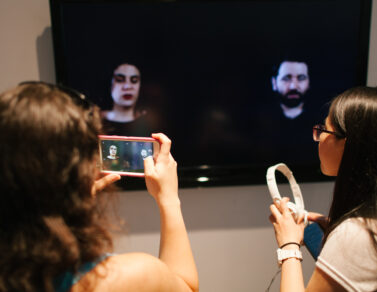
271;53;310;77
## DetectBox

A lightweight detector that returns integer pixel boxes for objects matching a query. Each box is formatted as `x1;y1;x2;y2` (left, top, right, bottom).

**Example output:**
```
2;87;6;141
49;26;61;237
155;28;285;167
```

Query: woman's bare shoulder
73;253;190;292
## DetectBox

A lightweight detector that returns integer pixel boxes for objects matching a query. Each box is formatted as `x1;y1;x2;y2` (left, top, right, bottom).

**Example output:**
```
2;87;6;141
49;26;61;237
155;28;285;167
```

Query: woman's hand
144;133;179;205
307;212;328;231
91;173;121;196
269;197;305;247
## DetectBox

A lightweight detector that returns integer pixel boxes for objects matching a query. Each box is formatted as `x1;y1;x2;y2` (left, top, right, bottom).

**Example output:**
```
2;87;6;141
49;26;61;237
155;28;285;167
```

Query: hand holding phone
144;133;179;204
98;135;160;177
92;173;121;195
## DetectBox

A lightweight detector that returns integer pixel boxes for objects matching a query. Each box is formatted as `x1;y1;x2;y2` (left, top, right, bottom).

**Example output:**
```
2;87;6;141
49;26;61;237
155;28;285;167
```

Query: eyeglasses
312;124;343;142
18;81;93;110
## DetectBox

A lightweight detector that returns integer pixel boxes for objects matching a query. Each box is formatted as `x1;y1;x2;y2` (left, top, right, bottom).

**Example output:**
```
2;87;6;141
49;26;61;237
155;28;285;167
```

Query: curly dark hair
0;83;113;291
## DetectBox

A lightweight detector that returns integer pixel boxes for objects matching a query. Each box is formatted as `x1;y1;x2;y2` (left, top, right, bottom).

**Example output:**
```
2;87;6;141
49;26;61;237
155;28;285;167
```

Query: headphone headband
266;163;305;212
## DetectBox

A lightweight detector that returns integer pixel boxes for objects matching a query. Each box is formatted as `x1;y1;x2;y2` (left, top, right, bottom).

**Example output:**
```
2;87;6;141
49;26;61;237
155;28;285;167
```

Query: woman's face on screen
111;64;141;108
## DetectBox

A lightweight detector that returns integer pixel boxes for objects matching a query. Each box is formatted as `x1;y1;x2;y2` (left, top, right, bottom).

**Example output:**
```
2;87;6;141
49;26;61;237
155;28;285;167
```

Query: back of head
0;83;100;221
0;83;111;291
326;86;377;234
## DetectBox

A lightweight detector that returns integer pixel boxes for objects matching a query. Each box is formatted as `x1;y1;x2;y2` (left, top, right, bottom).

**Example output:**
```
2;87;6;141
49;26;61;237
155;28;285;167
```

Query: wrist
282;245;300;251
157;196;181;208
276;248;303;266
279;241;301;250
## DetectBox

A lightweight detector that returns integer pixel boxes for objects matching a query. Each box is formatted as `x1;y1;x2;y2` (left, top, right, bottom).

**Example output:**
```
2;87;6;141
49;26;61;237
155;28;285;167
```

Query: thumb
307;212;326;222
307;212;328;230
91;173;121;196
144;156;155;176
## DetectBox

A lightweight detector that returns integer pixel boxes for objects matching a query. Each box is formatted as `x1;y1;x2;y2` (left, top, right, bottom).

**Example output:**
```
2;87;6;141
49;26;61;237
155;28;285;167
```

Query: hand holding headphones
266;163;308;226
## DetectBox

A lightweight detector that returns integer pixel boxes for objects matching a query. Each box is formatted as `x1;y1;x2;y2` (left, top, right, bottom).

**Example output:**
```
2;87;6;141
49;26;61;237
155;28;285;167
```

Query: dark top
53;254;112;292
102;115;154;137
253;100;320;166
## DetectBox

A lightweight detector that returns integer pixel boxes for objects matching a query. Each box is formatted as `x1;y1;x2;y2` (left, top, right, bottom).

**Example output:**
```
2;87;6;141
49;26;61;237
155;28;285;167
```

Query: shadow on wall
114;182;333;234
36;26;56;83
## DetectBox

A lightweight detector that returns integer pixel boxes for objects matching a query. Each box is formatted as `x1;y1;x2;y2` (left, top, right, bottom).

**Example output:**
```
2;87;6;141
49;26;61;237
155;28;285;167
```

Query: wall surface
0;0;376;291
112;182;332;291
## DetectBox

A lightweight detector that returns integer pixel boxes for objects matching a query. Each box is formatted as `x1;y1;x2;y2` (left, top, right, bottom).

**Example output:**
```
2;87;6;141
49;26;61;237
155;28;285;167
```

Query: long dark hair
323;86;377;248
0;83;113;291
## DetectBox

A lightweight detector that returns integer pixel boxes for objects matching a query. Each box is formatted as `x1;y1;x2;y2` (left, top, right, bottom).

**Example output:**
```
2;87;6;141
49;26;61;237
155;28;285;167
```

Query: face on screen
111;64;141;108
272;61;310;108
108;145;117;159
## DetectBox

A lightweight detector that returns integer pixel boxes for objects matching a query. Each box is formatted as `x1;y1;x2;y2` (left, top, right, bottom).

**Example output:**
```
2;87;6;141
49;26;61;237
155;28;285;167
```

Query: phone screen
98;136;159;176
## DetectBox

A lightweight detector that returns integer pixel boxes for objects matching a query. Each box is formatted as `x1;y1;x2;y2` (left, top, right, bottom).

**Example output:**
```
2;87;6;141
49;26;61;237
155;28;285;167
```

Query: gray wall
1;1;376;291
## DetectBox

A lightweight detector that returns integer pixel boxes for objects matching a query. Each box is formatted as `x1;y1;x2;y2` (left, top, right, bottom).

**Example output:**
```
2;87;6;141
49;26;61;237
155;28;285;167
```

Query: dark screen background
50;0;370;186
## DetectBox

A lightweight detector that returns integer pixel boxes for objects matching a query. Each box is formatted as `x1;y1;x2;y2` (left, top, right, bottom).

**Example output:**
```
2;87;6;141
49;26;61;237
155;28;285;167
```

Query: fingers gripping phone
98;135;160;177
266;163;324;260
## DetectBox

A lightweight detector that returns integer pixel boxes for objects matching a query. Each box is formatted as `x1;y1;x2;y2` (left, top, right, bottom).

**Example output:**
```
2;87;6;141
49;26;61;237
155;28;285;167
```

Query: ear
271;77;277;91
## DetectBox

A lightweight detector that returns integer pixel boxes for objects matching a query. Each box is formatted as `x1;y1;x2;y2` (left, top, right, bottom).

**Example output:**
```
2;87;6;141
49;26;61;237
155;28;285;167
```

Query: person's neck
106;104;135;122
280;102;304;119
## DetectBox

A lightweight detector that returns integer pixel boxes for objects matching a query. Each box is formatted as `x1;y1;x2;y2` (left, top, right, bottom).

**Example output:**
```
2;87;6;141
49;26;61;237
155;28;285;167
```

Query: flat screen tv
49;0;371;189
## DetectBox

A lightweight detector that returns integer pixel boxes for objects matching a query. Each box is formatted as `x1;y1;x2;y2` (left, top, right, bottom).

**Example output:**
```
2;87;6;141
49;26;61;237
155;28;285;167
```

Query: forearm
280;246;305;292
158;198;199;292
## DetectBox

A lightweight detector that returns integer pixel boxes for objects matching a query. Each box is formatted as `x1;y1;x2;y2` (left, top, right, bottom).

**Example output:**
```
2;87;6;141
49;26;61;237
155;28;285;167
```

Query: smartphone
303;222;324;260
98;135;160;177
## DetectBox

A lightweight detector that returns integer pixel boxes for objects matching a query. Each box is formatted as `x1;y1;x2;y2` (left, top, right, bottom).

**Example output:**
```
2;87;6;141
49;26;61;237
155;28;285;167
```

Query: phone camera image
100;139;154;175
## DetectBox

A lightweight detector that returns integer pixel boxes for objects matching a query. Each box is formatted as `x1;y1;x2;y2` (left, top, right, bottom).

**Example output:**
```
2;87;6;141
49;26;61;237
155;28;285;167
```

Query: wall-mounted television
50;0;371;189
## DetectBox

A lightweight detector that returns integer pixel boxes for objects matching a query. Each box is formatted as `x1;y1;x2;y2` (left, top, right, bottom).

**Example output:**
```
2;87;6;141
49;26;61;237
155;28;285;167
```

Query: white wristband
277;248;302;266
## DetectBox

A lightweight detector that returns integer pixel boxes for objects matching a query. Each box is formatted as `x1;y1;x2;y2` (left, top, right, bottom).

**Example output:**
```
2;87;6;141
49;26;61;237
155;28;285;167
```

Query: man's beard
278;90;306;108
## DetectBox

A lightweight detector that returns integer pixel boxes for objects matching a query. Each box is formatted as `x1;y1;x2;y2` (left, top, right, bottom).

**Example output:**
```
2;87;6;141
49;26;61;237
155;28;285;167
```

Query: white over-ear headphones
266;163;308;226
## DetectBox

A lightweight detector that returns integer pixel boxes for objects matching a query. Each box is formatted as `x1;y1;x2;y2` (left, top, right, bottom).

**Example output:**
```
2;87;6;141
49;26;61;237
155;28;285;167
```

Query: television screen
50;0;371;188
